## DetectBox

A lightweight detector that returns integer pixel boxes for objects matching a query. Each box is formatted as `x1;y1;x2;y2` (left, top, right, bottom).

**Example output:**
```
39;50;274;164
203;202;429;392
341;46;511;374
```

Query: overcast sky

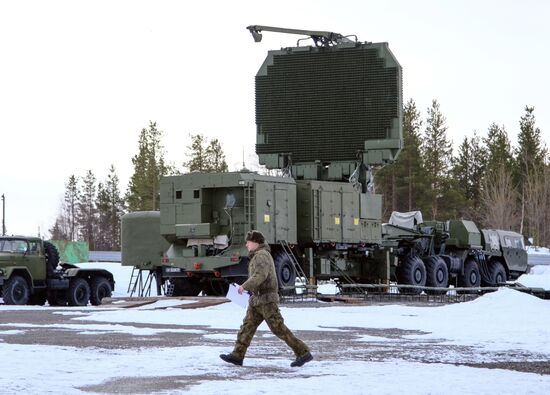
1;0;549;238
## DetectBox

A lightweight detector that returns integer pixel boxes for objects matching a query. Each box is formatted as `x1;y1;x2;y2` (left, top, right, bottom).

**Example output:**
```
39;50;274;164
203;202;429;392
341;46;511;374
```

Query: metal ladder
279;240;317;294
127;267;155;297
326;257;365;295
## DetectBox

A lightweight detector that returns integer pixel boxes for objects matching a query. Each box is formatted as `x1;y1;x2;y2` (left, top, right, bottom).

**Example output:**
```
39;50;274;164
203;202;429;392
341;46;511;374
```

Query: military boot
219;353;243;366
290;351;313;367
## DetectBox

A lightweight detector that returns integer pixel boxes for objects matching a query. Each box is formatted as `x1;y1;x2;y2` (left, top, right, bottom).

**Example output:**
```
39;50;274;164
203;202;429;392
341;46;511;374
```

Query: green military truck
0;236;114;306
382;212;529;293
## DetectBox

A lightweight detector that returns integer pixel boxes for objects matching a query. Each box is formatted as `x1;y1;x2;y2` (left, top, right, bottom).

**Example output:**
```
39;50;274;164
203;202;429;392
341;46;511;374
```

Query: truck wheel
44;241;60;274
424;256;448;294
171;278;202;296
28;290;47;306
47;290;68;306
274;253;296;289
2;275;30;305
488;261;507;285
90;277;112;305
67;278;91;306
458;259;481;290
397;256;426;294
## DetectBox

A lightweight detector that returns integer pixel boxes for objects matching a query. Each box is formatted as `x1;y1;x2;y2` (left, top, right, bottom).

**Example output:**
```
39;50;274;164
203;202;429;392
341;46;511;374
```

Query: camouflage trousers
232;302;309;360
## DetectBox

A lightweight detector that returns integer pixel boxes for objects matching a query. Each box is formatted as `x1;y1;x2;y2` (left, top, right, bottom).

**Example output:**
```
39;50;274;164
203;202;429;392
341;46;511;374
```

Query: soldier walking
220;230;313;367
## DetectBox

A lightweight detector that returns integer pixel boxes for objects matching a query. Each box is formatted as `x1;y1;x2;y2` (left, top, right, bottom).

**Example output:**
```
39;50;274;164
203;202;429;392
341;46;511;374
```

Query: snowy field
0;263;550;394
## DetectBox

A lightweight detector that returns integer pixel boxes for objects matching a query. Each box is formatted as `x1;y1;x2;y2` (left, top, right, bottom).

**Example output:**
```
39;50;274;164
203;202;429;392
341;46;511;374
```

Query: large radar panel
255;41;403;175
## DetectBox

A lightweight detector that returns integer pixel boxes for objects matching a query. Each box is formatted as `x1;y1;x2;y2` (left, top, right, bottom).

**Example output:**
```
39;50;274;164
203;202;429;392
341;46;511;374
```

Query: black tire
28;290;47;306
90;277;112;305
2;275;30;305
67;278;91;306
274;253;296;289
201;280;229;296
424;256;449;294
171;278;202;296
43;241;60;274
397;256;426;294
458;259;481;289
47;290;68;306
488;261;507;285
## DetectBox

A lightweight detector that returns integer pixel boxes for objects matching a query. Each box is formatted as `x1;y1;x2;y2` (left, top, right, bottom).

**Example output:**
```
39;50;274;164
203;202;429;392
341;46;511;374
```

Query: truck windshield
0;239;29;253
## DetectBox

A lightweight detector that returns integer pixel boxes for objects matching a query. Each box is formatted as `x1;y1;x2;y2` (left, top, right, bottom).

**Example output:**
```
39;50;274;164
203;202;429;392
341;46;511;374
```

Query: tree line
49;121;228;250
375;99;548;246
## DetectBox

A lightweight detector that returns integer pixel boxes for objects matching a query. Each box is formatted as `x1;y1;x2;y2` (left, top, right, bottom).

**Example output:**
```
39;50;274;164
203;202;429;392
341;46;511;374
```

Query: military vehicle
382;212;528;293
0;236;114;305
121;25;528;296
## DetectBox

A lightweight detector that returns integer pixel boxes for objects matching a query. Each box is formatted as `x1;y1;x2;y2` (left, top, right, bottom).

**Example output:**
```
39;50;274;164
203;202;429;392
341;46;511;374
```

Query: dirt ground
1;299;549;393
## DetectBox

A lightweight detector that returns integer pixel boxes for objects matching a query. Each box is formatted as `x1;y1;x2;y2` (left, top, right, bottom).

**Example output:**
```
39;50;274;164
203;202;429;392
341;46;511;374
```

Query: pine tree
49;216;69;240
78;170;97;250
513;106;547;235
399;99;428;213
515;106;546;180
452;132;486;218
184;134;229;173
421;99;453;219
64;175;79;241
484;123;513;176
95;182;111;250
105;165;124;250
207;138;229;172
375;99;427;219
184;134;209;172
126;121;169;211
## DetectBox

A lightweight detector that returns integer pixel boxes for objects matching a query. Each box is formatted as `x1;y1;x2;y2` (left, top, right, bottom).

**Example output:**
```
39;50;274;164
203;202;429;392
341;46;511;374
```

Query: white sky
1;0;549;237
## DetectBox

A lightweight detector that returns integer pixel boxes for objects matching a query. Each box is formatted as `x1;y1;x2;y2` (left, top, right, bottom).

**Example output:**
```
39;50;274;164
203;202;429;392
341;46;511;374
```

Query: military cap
246;230;265;244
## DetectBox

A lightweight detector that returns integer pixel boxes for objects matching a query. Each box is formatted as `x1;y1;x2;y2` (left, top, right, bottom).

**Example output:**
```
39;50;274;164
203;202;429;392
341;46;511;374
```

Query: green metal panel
159;171;297;249
176;223;219;238
255;181;273;242
296;180;368;243
51;240;89;264
495;230;528;273
360;220;382;243
342;191;360;242
446;220;481;248
360;193;382;220
121;211;171;269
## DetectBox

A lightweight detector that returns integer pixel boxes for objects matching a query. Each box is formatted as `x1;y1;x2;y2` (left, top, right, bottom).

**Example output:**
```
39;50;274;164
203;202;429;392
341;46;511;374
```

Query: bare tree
480;167;519;230
523;166;550;245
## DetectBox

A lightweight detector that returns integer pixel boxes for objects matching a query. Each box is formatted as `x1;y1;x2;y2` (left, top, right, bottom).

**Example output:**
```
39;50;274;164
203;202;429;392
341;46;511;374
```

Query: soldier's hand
238;286;245;295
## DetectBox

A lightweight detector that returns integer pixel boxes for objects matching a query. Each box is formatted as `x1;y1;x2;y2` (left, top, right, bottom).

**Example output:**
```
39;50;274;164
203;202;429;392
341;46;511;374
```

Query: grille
255;43;401;164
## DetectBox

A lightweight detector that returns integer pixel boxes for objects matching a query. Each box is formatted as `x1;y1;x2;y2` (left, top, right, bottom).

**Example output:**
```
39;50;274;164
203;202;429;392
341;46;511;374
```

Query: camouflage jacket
241;244;279;306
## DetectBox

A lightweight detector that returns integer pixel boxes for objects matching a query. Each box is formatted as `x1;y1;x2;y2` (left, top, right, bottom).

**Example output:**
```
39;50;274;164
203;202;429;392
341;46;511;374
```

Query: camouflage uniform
231;243;310;360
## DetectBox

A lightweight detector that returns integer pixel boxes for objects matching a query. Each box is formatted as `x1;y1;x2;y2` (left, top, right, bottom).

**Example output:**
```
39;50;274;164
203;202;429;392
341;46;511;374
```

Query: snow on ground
72;288;550;355
2;342;548;395
517;265;550;290
1;288;550;393
1;263;550;393
527;246;550;266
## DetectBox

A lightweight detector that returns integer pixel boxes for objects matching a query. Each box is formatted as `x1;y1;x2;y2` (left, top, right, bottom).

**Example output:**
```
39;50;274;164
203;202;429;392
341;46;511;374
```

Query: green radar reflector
255;42;402;168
